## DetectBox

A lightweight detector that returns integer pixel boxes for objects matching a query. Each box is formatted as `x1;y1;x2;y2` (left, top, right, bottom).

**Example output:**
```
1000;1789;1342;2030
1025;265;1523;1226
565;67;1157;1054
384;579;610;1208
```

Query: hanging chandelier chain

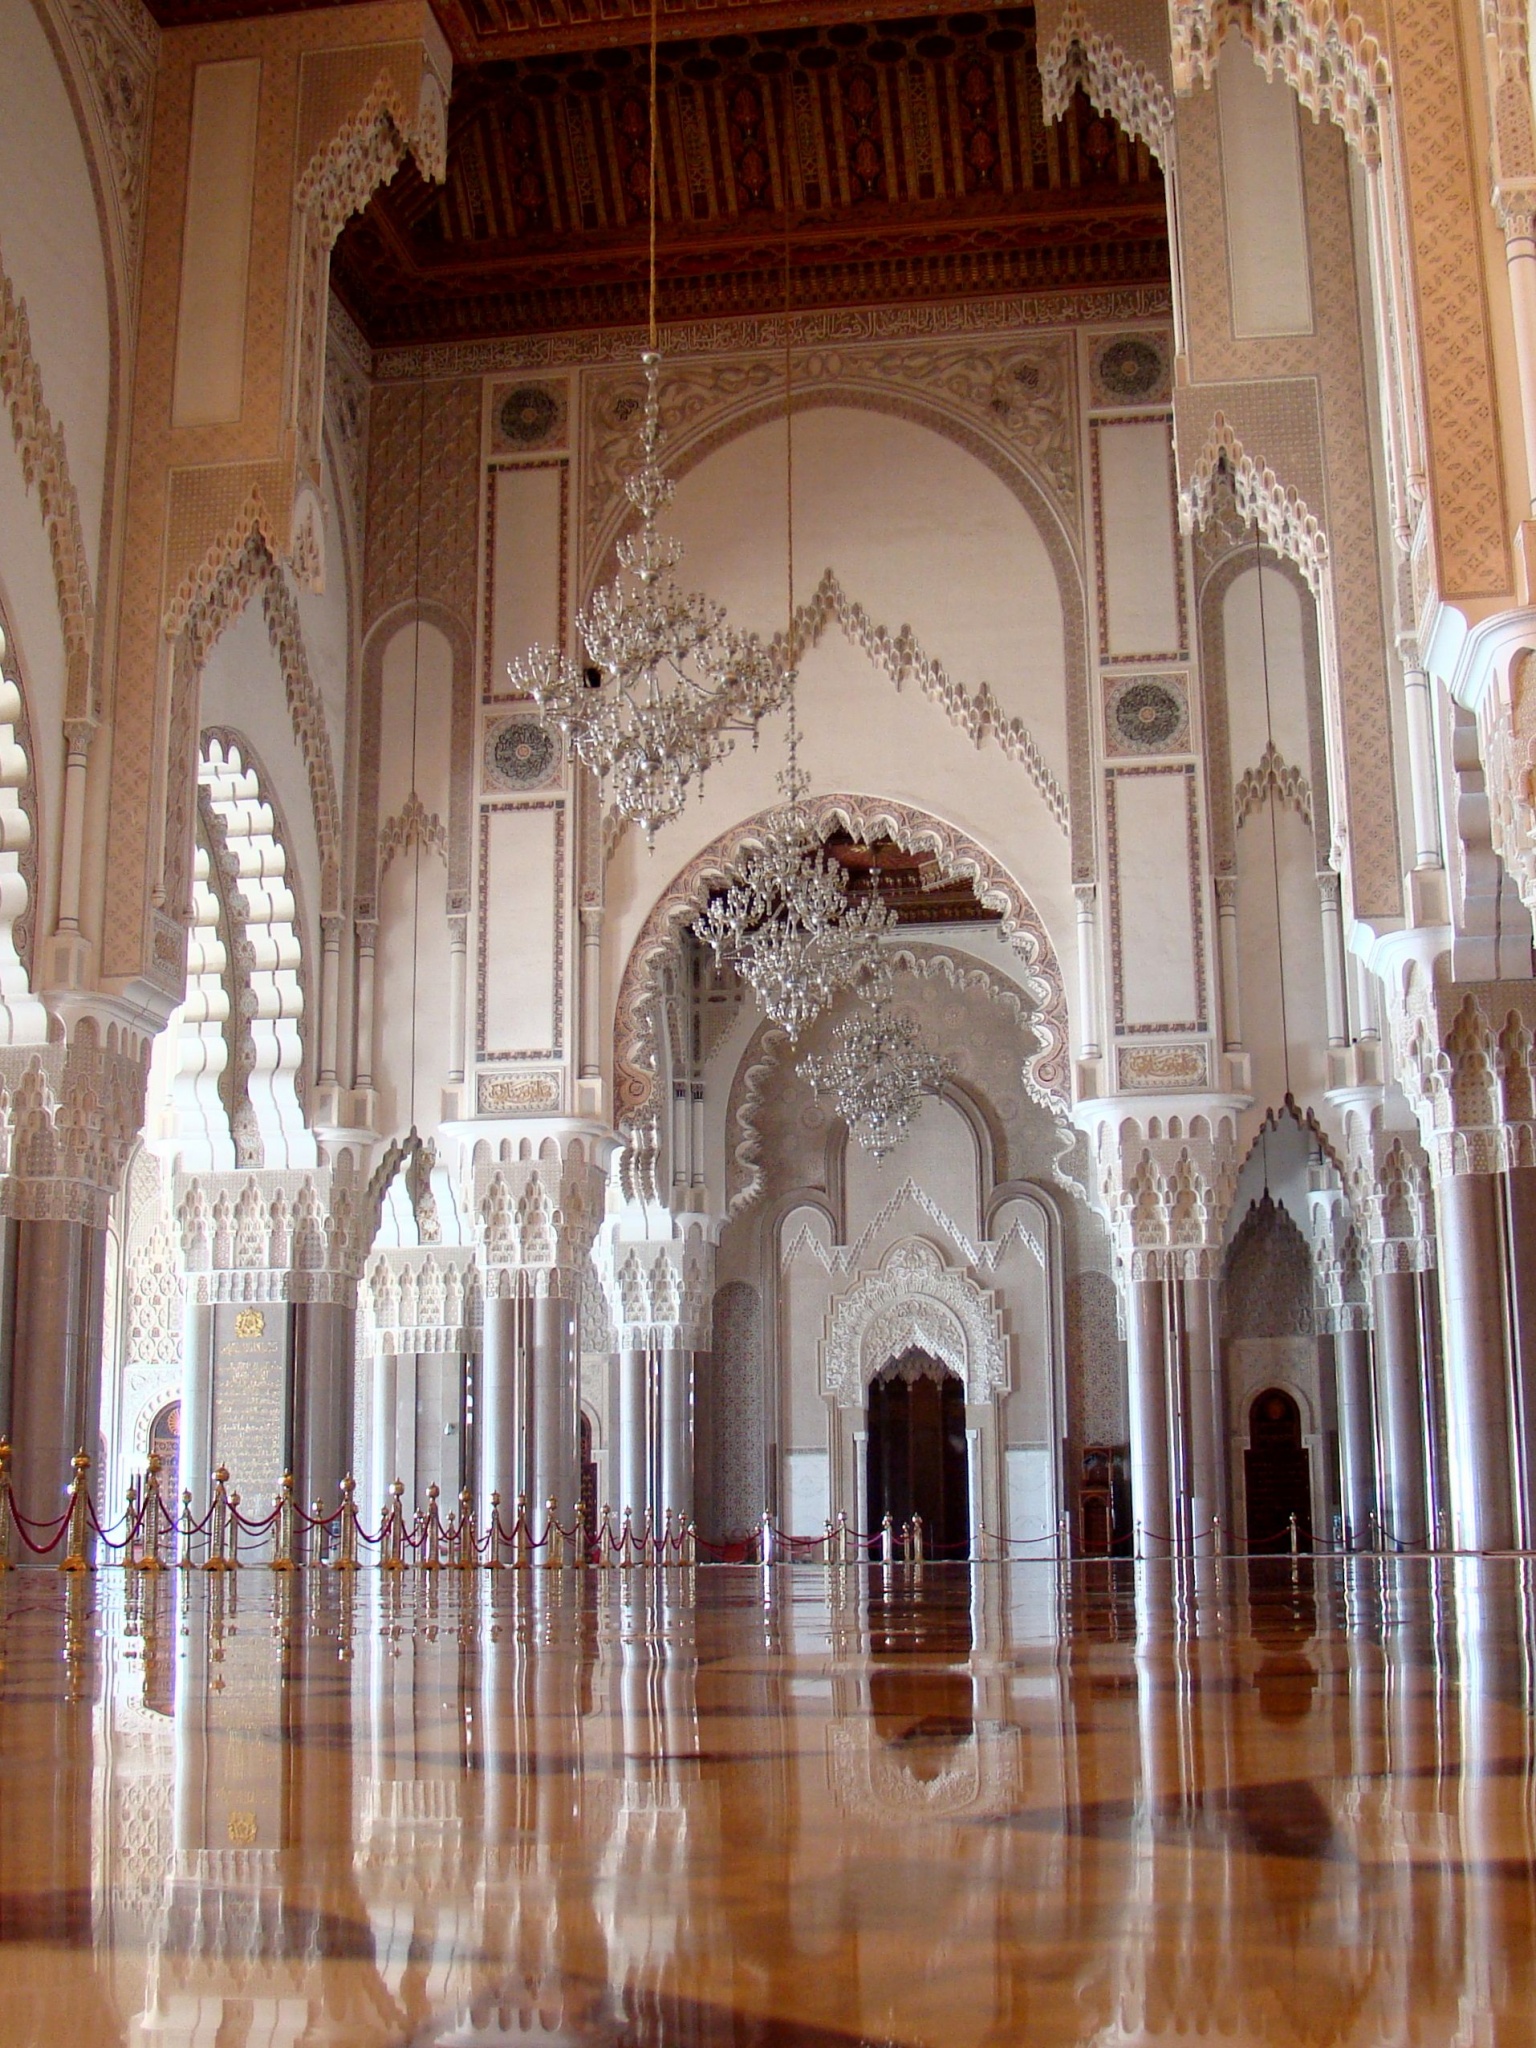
801;990;950;1161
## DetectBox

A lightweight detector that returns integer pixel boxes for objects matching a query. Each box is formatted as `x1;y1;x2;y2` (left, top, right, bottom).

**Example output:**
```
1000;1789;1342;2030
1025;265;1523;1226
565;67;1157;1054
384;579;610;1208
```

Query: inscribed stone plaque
211;1303;288;1500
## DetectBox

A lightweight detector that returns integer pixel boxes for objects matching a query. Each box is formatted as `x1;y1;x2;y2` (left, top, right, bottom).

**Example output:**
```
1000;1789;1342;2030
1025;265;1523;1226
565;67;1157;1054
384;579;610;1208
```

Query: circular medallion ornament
490;720;557;788
1096;336;1164;401
1114;681;1183;750
498;384;559;448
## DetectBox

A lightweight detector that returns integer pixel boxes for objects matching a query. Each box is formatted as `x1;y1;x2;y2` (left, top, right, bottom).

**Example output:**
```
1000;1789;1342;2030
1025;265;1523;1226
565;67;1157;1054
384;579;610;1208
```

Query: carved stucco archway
611;794;1071;1187
821;1238;1009;1409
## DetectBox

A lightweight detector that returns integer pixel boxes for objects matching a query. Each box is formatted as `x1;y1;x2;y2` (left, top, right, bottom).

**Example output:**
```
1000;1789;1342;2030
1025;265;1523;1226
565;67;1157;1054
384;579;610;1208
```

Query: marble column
1435;1170;1516;1552
478;1290;528;1514
1127;1273;1173;1558
1181;1271;1226;1553
179;1299;217;1510
1501;1162;1536;1546
292;1299;354;1516
529;1292;578;1521
1374;1268;1429;1549
658;1334;692;1525
617;1343;650;1524
1332;1320;1376;1549
7;1219;107;1528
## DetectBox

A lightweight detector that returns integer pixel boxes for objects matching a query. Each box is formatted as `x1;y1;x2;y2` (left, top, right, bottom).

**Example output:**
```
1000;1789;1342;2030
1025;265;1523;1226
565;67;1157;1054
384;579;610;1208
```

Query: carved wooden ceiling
147;5;1170;346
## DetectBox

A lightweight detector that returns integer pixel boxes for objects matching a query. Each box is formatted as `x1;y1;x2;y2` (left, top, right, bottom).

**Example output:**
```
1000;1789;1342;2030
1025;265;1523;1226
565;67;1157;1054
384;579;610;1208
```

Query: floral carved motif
1234;741;1313;828
60;0;157;250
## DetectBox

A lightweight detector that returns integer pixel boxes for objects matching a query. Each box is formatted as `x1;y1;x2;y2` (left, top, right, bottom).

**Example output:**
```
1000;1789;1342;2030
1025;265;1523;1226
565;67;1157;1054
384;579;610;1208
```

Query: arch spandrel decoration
821;1237;1008;1409
612;795;1071;1179
583;372;1095;882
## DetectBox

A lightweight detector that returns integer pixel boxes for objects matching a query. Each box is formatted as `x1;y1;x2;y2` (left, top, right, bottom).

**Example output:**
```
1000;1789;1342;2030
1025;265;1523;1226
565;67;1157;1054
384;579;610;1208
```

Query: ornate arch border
585;379;1094;884
613;793;1071;1172
821;1237;1008;1407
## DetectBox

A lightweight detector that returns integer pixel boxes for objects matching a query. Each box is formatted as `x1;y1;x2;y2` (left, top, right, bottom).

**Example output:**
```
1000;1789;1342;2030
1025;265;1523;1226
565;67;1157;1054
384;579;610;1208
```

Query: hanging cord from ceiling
648;0;658;351
406;366;427;1140
1253;515;1293;1194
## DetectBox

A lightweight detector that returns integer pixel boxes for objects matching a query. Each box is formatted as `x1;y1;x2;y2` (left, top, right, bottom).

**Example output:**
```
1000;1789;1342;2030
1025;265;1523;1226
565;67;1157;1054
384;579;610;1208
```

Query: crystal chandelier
505;0;788;844
506;352;789;845
692;725;894;1040
801;994;949;1161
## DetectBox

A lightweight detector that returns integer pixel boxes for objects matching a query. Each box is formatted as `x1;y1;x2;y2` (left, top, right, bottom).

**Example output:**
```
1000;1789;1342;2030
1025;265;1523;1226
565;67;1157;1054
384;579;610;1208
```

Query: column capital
1075;1094;1246;1279
595;1224;716;1351
1393;978;1536;1182
173;1160;372;1305
0;1021;153;1228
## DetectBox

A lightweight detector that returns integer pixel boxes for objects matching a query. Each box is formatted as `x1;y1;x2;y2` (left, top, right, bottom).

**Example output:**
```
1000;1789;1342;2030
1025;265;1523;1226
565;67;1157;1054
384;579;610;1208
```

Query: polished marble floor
0;1558;1534;2045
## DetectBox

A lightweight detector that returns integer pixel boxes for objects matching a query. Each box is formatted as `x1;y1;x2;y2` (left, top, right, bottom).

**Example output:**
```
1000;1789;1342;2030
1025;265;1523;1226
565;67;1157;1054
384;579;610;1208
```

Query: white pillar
446;913;467;1087
659;1335;692;1524
1216;875;1242;1051
1318;871;1349;1048
318;913;342;1087
1500;209;1536;515
1400;651;1444;870
353;918;377;1090
1074;884;1100;1062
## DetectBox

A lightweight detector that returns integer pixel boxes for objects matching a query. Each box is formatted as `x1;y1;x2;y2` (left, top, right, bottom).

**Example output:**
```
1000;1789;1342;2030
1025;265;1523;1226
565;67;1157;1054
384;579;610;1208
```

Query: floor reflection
0;1558;1531;2044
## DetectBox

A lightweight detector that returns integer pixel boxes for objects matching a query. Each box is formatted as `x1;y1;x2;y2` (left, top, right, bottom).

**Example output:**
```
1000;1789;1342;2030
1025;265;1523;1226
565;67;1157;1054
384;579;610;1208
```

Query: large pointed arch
612;795;1070;1193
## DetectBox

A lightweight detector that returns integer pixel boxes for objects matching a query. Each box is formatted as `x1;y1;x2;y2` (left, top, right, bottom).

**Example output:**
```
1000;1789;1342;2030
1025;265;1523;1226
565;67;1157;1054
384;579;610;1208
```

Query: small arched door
1244;1388;1312;1554
866;1352;969;1557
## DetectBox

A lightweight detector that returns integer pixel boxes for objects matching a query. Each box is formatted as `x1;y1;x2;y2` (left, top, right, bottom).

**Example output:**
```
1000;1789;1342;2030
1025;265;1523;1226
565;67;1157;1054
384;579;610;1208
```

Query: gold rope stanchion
544;1497;563;1570
381;1478;406;1571
485;1489;504;1569
205;1467;232;1572
573;1500;588;1571
335;1475;360;1571
178;1489;195;1570
422;1483;442;1570
228;1491;242;1571
271;1473;297;1572
59;1450;92;1572
138;1452;167;1573
456;1487;476;1571
513;1491;530;1570
0;1440;17;1571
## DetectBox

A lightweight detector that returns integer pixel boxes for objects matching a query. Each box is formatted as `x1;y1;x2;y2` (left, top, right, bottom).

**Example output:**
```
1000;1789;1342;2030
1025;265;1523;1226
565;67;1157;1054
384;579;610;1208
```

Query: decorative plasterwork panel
1104;673;1189;756
583;335;1080;576
1169;0;1391;166
372;289;1172;384
1105;762;1208;1034
1037;0;1177;161
582;345;1097;880
1389;0;1512;601
57;0;159;260
613;794;1070;1191
821;1238;1008;1407
778;570;1068;831
0;238;95;724
1235;740;1313;827
1170;75;1401;920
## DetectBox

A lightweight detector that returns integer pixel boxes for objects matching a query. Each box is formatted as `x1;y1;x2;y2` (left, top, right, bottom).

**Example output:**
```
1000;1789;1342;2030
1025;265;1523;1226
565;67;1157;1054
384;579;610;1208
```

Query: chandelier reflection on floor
801;990;950;1161
506;351;788;844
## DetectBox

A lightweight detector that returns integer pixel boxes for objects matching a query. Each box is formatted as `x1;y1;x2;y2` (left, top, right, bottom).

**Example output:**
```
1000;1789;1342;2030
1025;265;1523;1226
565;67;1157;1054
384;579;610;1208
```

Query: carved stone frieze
175;1158;372;1305
1390;970;1536;1181
1336;1090;1435;1273
361;1247;481;1357
460;1128;609;1297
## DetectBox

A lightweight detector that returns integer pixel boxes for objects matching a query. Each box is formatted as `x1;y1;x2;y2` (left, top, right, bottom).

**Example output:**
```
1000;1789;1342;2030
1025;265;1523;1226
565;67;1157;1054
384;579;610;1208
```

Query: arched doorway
149;1400;181;1510
866;1352;969;1557
579;1411;598;1542
1244;1388;1312;1554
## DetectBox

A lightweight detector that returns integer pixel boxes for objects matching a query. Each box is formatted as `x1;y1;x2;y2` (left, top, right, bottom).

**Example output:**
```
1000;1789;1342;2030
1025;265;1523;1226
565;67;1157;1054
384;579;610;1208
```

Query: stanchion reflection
0;1560;1531;2044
